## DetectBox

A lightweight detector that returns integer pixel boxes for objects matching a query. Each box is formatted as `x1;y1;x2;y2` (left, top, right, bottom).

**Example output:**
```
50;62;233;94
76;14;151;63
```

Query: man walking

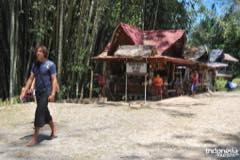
20;45;58;146
191;70;199;96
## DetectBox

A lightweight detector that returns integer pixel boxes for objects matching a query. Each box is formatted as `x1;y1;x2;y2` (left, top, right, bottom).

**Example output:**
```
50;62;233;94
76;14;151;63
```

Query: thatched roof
209;49;223;62
114;45;156;57
208;50;239;63
183;46;208;61
206;62;228;68
223;53;239;62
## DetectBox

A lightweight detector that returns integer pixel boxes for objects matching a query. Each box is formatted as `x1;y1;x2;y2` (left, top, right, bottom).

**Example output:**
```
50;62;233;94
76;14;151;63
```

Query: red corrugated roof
143;29;185;56
103;23;185;57
107;23;143;55
121;23;143;44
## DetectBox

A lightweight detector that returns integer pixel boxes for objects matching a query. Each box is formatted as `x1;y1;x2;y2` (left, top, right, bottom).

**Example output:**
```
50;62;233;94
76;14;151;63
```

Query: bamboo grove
1;0;240;101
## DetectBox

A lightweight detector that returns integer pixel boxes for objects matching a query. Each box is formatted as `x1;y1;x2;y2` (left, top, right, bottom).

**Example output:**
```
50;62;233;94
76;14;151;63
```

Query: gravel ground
0;91;240;160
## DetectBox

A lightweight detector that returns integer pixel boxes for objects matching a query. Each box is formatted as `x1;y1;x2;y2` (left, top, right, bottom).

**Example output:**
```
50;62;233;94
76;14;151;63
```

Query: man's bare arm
48;74;58;102
50;74;58;96
30;78;35;91
20;73;35;99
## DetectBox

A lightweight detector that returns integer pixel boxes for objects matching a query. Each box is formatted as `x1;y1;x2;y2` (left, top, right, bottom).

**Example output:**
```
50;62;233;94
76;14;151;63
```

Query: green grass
216;77;240;92
216;78;227;91
233;78;240;92
0;96;21;107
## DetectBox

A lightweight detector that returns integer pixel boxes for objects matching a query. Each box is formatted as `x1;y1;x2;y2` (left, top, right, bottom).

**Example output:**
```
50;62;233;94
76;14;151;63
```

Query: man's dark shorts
34;91;52;127
191;84;197;93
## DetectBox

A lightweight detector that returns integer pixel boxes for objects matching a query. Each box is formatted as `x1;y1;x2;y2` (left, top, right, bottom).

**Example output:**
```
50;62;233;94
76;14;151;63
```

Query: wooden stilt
89;69;93;99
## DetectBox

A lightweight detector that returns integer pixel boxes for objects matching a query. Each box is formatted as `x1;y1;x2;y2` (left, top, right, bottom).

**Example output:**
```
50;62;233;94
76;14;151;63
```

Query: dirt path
0;92;240;160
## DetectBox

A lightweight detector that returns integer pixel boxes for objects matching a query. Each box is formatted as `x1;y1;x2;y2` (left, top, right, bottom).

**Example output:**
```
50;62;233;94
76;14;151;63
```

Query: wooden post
125;62;128;102
172;64;175;81
180;68;182;84
102;62;106;97
144;74;147;103
180;68;183;92
144;59;147;103
89;69;93;99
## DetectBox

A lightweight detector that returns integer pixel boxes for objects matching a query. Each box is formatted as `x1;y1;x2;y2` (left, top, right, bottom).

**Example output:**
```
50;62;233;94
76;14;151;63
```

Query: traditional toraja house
184;47;239;91
185;47;239;78
184;46;217;91
92;23;214;101
208;49;239;78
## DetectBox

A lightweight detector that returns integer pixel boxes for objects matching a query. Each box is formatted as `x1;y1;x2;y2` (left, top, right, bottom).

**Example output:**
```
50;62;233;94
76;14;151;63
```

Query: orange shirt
152;76;163;87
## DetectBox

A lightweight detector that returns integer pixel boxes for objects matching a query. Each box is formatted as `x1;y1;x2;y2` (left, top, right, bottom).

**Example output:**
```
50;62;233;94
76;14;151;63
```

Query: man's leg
26;127;40;146
48;120;56;138
26;92;46;146
193;85;196;96
160;87;163;100
44;102;56;138
191;84;194;96
154;86;158;97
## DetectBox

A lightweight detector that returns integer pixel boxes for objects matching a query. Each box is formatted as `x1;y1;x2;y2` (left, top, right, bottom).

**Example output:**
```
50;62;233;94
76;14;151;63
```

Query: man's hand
48;94;55;102
20;73;35;101
20;87;27;100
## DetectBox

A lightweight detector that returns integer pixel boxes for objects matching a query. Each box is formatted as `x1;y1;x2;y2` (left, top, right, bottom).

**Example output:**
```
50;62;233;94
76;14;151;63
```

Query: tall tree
9;0;19;100
0;0;194;101
57;0;64;87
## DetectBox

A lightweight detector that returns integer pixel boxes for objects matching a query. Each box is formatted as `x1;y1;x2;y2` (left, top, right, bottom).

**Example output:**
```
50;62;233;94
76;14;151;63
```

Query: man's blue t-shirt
31;60;57;94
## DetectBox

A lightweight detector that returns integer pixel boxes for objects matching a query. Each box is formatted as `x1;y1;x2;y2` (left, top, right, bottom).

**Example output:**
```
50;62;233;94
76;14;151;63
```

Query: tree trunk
89;69;93;99
82;0;95;48
142;0;145;30
79;0;96;101
153;0;160;29
57;0;64;87
9;0;18;101
87;0;106;98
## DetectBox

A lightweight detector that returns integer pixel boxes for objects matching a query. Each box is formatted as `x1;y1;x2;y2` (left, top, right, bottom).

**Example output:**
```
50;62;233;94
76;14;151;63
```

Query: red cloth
191;73;199;85
97;75;106;87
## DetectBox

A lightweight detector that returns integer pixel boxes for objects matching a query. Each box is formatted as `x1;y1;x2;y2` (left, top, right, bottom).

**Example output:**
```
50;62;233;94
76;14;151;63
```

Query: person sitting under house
225;78;238;91
174;77;182;96
96;74;106;97
152;74;164;99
